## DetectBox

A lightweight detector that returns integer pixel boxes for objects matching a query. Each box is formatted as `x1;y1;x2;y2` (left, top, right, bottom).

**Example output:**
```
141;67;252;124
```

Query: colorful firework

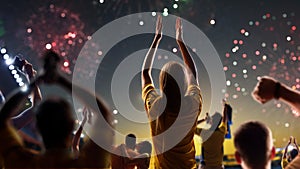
25;4;87;73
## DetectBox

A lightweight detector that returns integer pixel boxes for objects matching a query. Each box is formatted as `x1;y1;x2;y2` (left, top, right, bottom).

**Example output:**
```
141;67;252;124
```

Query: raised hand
205;112;211;124
23;60;37;80
176;17;183;42
81;107;88;126
155;14;162;41
252;76;278;104
289;136;293;144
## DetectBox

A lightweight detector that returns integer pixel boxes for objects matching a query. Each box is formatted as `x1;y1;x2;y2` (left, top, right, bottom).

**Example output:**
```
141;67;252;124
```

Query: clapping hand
176;17;183;42
155;14;162;41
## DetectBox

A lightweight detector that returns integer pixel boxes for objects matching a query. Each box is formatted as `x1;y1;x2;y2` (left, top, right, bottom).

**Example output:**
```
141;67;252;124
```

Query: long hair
159;61;188;113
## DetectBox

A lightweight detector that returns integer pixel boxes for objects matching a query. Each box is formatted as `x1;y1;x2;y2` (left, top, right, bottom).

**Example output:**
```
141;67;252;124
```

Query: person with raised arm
11;60;42;130
72;106;89;158
7;60;43;149
141;15;202;169
252;76;300;169
0;69;43;168
252;76;300;112
281;137;299;169
195;101;231;169
0;50;114;168
36;50;114;168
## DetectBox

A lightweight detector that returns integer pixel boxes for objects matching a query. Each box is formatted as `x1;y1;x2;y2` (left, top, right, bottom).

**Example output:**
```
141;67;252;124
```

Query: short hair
125;133;136;149
36;98;74;149
234;121;273;168
136;141;152;154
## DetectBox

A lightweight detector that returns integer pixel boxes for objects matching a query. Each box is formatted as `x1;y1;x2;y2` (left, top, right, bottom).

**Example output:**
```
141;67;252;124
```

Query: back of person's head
125;133;136;150
159;61;187;112
234;121;274;169
136;141;152;155
36;97;75;149
289;148;298;162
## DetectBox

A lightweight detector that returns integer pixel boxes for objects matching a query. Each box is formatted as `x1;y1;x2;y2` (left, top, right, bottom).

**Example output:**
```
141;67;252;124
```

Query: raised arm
222;101;231;124
197;112;209;125
42;51;113;167
252;76;300;112
141;15;162;89
11;62;42;129
176;17;198;86
283;137;292;159
294;137;299;152
72;107;88;156
0;78;41;128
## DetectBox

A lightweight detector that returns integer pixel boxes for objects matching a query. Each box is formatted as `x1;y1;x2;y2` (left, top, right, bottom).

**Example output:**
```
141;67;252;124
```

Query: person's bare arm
0;78;41;128
294;137;299;152
252;76;300;112
72;107;88;154
141;15;162;89
11;62;42;129
42;50;113;167
283;137;292;159
197;112;209;125
176;17;198;86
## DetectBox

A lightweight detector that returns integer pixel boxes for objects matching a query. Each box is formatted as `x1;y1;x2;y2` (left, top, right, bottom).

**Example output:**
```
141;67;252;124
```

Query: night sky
0;0;299;155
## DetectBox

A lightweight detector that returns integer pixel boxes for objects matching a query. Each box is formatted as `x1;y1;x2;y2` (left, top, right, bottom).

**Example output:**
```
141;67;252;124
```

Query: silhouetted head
125;133;136;150
136;141;152;155
234;121;275;169
159;61;188;112
36;97;75;149
43;50;61;71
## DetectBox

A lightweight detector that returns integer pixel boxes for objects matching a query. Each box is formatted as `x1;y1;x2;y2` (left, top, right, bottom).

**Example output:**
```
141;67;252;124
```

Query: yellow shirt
281;157;289;169
142;84;202;169
0;125;111;168
0;126;39;168
199;122;227;167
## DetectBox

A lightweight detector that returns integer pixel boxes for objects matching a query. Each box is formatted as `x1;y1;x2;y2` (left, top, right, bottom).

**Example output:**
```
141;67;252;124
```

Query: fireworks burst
25;4;87;73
